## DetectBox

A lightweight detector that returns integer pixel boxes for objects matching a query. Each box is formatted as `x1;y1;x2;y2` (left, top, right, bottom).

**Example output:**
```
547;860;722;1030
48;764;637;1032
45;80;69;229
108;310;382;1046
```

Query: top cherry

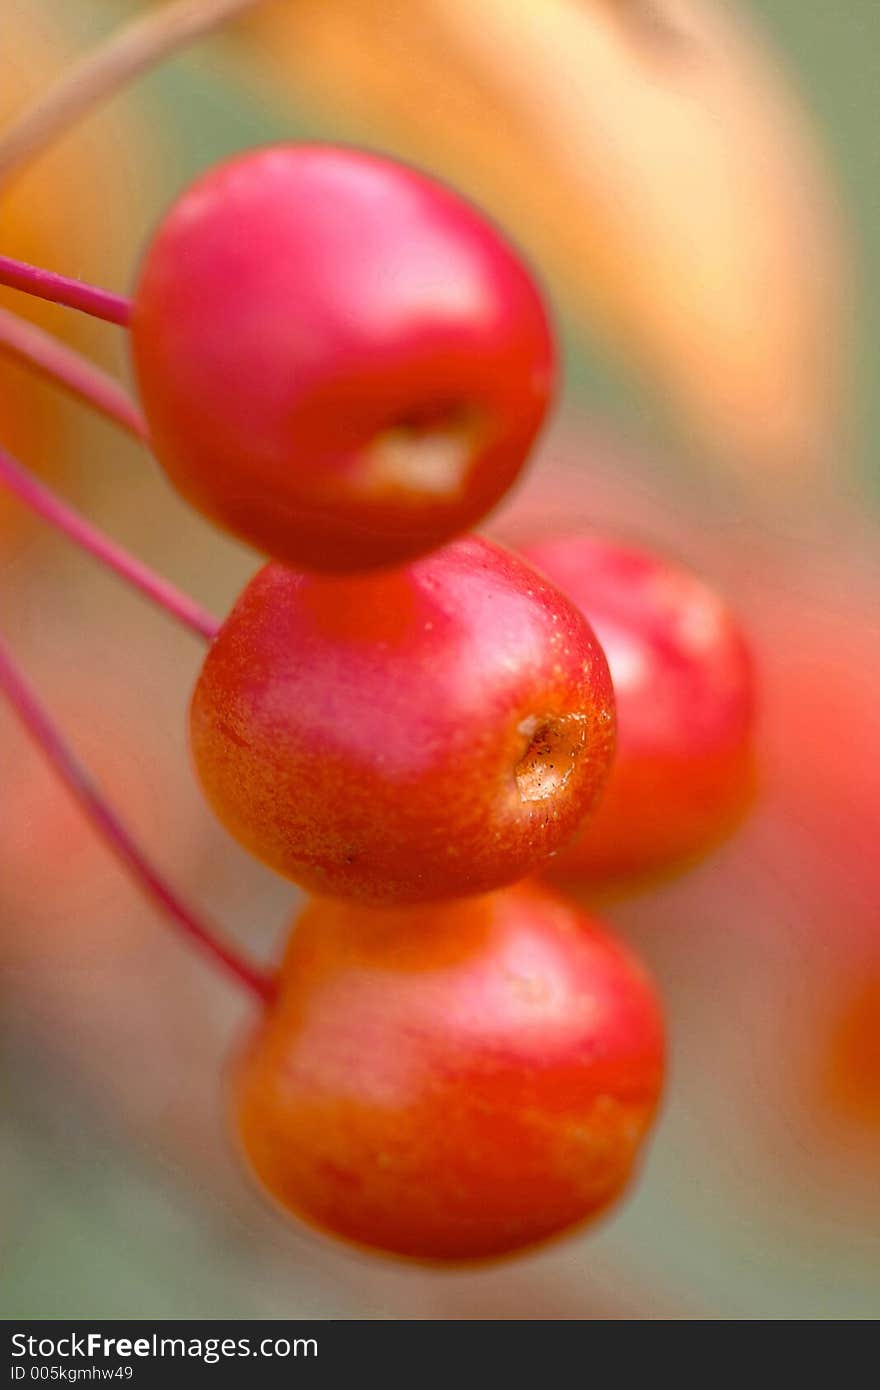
130;145;555;571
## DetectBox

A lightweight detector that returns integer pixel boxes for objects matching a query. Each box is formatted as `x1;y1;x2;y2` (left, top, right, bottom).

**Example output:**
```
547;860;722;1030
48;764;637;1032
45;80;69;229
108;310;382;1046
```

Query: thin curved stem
0;0;265;185
0;255;131;327
0;307;146;439
0;632;276;1005
0;445;220;643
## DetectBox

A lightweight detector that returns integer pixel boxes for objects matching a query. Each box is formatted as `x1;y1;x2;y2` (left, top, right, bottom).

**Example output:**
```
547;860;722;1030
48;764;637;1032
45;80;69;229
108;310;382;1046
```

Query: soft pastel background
1;0;878;1319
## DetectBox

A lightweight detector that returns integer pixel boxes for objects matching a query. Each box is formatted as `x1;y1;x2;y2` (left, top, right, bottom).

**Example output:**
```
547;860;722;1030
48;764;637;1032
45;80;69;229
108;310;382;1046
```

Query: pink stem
0;633;276;1005
0;445;219;643
0;307;147;440
0;254;131;327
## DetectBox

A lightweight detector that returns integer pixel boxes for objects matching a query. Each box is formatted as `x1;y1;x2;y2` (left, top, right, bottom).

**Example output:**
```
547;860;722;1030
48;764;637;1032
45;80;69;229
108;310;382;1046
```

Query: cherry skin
519;533;755;890
190;536;615;904
234;881;665;1262
130;144;555;571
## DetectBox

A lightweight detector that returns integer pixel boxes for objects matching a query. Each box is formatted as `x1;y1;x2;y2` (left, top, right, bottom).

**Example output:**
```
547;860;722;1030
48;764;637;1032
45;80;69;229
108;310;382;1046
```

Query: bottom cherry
233;882;665;1262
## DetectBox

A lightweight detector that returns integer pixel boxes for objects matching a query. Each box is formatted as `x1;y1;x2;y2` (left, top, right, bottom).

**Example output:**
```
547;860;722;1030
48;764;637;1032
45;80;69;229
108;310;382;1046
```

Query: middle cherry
191;537;615;904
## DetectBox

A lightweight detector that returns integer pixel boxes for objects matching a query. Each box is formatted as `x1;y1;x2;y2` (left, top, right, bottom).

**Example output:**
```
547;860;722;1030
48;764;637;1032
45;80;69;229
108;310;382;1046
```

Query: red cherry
234;882;665;1262
130;145;555;571
520;533;755;890
190;536;615;904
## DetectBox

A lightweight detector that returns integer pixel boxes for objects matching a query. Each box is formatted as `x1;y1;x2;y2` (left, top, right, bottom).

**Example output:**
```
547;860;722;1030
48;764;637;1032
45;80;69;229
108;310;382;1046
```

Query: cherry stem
0;632;276;1006
0;445;220;643
0;307;146;439
0;255;131;327
0;0;265;184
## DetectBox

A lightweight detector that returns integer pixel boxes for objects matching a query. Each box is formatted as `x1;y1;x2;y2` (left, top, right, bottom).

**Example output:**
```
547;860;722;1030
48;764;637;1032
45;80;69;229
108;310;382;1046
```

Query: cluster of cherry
5;143;755;1263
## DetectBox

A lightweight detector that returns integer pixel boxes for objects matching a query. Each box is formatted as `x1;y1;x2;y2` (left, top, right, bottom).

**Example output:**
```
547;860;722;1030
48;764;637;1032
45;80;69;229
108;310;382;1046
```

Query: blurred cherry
520;532;755;891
